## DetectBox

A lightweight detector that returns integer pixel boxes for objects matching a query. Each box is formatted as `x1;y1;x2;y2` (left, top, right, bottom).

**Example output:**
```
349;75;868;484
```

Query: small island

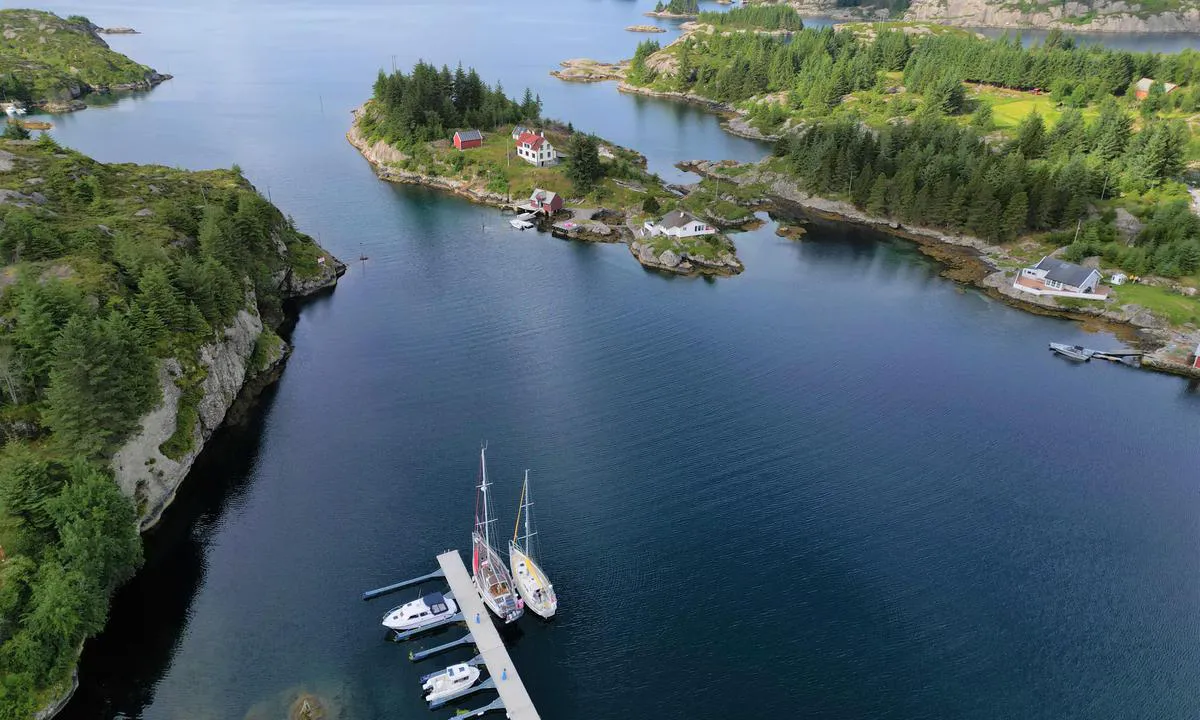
626;24;667;33
0;9;169;111
349;61;745;276
645;0;700;19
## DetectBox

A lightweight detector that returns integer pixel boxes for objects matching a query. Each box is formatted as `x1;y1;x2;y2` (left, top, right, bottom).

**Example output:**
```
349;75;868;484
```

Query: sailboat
509;470;557;619
472;445;524;623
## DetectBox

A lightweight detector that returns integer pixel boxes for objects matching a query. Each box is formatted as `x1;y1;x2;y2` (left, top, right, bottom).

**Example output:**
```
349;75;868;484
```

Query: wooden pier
436;550;541;720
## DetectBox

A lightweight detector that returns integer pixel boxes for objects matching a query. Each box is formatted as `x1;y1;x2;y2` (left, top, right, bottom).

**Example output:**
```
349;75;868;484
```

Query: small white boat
422;662;481;704
3;103;26;117
510;218;533;230
509;470;557;619
381;591;457;631
1049;342;1092;362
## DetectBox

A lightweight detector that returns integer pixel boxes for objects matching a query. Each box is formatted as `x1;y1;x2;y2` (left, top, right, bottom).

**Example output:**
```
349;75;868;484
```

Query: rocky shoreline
347;104;744;277
682;159;1200;378
626;24;667;32
38;71;173;113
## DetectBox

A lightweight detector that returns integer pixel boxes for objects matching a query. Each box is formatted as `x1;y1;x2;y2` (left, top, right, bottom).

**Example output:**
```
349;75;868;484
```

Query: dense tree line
645;26;910;108
365;61;539;147
0;137;322;716
775;104;1185;243
1064;202;1200;276
655;0;699;14
696;5;804;30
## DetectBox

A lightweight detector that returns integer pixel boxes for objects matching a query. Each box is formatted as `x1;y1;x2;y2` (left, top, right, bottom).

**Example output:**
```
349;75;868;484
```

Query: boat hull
509;544;557;619
472;533;523;623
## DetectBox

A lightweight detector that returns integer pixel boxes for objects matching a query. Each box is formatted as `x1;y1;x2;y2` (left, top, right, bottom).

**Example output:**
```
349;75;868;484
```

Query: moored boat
1049;342;1092;361
422;662;481;704
509;470;557;619
473;446;524;623
381;591;457;631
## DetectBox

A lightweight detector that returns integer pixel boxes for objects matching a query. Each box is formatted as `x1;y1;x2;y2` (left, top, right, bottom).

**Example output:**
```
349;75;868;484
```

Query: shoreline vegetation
348;60;745;276
0;135;341;719
0;9;170;112
550;8;1200;377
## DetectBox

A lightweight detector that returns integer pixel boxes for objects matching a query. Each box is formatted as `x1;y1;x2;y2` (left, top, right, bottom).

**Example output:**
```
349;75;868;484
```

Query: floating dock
363;551;541;720
436;550;541;720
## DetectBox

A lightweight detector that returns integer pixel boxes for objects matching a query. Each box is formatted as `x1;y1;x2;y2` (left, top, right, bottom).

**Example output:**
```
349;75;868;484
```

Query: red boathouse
453;129;483;150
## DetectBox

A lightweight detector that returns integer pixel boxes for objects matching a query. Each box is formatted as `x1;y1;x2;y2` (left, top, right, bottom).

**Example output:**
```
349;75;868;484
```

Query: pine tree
865;175;890;216
1014;111;1046;159
565;133;604;193
44;314;159;458
999;191;1028;240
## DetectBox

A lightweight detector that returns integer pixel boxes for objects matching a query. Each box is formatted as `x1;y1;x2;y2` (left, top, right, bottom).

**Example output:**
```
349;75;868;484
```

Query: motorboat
509;218;533;230
1049;342;1092;361
509;470;557;619
381;591;457;632
422;662;481;704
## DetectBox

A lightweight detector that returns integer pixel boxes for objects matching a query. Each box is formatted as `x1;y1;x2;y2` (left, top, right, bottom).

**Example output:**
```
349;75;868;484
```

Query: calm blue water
28;1;1200;719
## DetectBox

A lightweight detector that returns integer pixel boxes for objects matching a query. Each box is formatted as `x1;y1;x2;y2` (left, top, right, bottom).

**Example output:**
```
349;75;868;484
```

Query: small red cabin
1191;343;1200;370
529;188;563;214
453;129;483;150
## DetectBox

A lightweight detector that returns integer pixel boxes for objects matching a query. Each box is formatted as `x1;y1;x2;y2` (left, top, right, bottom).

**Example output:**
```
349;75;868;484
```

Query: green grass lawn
1113;282;1200;326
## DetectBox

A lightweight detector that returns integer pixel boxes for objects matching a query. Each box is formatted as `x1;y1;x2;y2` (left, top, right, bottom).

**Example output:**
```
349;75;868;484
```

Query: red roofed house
1190;342;1200;370
453;129;483;150
528;188;563;214
515;130;558;167
1134;78;1178;100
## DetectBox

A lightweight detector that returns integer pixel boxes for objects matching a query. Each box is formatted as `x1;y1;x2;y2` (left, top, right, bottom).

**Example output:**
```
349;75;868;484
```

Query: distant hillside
0;9;168;108
747;0;1200;31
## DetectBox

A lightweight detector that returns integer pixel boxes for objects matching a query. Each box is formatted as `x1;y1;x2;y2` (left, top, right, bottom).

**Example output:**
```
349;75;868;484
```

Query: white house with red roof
515;130;557;167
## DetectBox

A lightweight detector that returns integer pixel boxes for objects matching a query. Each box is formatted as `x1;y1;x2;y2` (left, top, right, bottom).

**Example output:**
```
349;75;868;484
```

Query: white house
643;210;715;238
1014;256;1108;299
515;130;557;167
1109;272;1128;286
511;125;529;140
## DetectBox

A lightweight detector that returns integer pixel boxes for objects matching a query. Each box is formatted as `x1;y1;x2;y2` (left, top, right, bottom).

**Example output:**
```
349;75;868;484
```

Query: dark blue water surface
30;1;1200;719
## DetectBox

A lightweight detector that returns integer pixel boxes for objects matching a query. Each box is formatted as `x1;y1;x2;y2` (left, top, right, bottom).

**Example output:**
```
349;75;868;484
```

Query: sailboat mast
512;476;527;547
523;470;532;556
480;445;491;550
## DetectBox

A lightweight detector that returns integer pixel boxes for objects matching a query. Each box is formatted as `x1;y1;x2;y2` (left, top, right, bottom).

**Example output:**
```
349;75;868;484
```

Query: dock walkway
436;550;540;720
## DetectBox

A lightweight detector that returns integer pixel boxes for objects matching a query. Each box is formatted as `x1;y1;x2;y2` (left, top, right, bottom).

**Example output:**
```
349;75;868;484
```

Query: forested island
0;135;340;718
350;61;743;275
557;8;1200;373
0;9;169;111
647;0;701;18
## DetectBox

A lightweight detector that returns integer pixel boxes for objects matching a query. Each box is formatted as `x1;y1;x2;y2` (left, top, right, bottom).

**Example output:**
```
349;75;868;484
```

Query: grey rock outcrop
111;307;265;530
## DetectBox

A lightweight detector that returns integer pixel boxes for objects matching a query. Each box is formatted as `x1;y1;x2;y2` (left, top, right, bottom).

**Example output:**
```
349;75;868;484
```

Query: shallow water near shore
30;1;1200;719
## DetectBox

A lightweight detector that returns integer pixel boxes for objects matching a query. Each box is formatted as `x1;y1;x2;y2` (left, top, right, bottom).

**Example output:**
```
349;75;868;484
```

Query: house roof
531;188;558;204
455;129;483;141
512;125;528;135
516;131;545;149
1035;257;1098;287
1135;78;1178;93
659;210;702;229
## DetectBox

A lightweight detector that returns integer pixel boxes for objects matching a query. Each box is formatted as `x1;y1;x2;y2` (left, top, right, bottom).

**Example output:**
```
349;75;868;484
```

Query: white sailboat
472;445;524;623
509;470;557;619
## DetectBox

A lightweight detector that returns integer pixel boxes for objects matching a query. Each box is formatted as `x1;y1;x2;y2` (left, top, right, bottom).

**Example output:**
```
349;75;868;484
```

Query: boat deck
436;550;541;720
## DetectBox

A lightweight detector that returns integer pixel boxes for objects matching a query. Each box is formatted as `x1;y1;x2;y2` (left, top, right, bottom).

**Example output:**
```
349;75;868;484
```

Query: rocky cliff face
903;0;1200;31
111;259;341;530
111;307;264;530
